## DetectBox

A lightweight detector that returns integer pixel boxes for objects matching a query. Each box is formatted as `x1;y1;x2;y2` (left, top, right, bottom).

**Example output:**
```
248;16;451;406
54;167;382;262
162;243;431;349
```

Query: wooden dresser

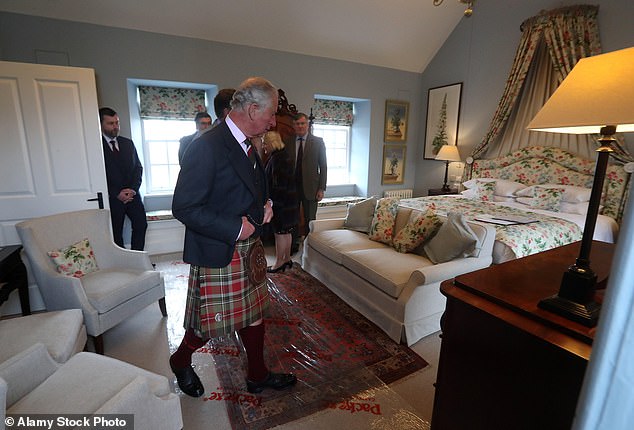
431;241;614;430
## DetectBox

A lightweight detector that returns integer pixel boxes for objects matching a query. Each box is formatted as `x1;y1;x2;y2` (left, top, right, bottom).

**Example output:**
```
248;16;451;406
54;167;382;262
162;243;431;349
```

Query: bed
401;146;630;264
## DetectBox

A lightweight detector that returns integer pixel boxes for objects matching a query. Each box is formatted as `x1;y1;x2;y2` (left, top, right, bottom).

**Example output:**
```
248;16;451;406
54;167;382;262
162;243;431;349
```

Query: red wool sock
170;328;206;369
239;324;269;382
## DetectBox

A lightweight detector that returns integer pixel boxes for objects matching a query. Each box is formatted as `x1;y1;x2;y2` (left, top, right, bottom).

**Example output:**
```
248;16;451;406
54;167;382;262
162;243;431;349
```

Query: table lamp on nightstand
527;46;634;327
435;144;461;192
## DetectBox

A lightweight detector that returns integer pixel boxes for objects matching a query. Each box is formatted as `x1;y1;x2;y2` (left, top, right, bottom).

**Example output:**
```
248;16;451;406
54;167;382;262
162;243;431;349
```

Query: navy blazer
102;136;143;197
172;121;268;268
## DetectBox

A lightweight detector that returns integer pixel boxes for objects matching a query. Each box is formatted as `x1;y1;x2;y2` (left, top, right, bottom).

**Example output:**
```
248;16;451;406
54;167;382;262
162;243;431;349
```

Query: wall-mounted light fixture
433;0;475;17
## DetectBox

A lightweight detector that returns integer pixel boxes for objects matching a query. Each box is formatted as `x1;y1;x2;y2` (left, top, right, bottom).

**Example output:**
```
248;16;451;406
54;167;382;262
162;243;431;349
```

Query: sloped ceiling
0;0;466;73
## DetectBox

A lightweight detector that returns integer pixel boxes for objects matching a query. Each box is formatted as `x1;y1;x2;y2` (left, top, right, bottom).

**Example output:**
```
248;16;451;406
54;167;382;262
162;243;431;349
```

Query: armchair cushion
81;269;162;313
47;238;99;278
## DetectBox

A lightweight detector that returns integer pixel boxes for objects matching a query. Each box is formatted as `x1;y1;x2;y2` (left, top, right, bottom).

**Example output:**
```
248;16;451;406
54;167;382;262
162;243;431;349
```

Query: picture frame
424;83;462;159
384;100;409;142
381;144;406;185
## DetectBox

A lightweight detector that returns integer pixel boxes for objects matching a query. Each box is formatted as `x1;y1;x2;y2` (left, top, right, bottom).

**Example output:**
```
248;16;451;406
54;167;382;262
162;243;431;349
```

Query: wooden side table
431;241;613;430
428;188;459;196
0;245;31;315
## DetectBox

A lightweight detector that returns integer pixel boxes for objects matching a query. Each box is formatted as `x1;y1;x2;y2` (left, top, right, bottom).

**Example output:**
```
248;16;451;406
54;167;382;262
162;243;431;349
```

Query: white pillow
559;201;590;215
460;188;477;199
462;178;527;197
516;184;592;203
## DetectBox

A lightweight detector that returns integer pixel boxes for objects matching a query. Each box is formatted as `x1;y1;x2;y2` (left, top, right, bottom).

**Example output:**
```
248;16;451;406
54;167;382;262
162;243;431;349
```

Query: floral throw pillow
392;208;442;253
475;180;496;202
531;186;564;212
368;197;399;245
48;238;99;278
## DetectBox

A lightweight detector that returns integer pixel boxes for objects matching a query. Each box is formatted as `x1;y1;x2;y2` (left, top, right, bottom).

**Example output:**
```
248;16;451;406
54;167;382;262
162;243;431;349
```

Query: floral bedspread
399;196;582;259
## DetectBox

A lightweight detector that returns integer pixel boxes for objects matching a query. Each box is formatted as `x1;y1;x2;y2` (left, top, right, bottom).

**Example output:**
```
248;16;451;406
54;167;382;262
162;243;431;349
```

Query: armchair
16;209;166;354
0;343;183;430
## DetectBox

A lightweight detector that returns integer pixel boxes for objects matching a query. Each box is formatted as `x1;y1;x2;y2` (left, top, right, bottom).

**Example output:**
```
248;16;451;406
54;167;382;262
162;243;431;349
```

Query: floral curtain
312;99;353;126
138;86;206;120
469;5;603;161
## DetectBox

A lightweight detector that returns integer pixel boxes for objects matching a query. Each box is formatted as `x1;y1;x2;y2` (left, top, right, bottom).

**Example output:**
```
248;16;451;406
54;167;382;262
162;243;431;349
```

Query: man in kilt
170;77;297;397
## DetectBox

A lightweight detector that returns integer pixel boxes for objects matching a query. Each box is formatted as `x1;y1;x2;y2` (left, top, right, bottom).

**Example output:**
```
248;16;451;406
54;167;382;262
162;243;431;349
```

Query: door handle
87;192;104;209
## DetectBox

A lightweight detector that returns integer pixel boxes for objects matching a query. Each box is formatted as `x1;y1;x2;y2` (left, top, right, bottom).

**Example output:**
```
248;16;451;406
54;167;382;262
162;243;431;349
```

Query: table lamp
527;46;634;326
435;144;461;192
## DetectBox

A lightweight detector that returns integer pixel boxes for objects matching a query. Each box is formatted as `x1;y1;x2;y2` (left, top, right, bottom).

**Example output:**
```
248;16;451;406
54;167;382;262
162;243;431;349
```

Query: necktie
295;137;304;187
245;140;256;168
110;139;119;154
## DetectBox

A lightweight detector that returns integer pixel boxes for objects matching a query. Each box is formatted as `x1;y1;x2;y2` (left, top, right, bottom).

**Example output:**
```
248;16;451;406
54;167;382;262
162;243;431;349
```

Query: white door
0;61;108;245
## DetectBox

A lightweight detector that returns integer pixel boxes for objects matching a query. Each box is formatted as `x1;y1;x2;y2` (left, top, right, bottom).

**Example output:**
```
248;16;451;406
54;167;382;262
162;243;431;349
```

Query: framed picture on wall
382;144;406;185
384;100;409;142
424;83;462;159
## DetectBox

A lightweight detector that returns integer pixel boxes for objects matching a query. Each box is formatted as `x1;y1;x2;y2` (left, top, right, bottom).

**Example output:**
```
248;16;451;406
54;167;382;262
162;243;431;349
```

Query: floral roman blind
138;86;206;120
312;99;353;126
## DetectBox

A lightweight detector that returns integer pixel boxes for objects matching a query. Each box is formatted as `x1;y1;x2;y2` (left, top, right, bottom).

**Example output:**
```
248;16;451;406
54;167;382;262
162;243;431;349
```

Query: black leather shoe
246;372;297;394
284;260;293;270
267;264;286;273
170;362;204;397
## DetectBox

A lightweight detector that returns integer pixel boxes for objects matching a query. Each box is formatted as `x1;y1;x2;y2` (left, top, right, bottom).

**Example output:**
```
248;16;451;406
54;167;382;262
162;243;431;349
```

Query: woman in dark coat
263;131;298;272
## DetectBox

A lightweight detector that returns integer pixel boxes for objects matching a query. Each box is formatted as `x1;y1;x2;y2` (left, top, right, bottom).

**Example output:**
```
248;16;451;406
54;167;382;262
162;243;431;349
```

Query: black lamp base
538;268;600;327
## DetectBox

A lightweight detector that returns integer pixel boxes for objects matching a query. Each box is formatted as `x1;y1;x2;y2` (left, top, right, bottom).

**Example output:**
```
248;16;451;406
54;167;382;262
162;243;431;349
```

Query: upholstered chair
0;308;86;365
16;209;166;354
0;343;183;430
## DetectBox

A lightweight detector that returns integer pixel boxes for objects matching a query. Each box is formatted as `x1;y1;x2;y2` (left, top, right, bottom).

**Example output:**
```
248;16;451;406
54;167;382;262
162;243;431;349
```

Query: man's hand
117;188;136;204
316;189;324;202
239;216;255;240
263;200;273;223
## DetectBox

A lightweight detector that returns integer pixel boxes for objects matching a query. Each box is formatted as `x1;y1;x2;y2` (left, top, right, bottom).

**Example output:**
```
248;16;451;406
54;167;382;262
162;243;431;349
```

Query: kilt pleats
183;237;269;338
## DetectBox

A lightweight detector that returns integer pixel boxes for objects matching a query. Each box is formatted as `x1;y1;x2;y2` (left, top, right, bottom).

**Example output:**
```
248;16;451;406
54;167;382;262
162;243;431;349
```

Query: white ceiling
0;0;467;73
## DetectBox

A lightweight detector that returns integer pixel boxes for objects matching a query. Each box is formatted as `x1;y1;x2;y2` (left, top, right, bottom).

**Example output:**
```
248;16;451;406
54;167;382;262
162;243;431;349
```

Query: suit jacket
285;133;327;199
178;132;196;164
172;121;269;268
101;136;143;198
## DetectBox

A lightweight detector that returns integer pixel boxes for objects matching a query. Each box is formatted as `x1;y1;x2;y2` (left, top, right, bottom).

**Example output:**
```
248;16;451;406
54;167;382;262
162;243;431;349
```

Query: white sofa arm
309;218;346;233
0;344;58;409
409;255;493;287
98;245;153;271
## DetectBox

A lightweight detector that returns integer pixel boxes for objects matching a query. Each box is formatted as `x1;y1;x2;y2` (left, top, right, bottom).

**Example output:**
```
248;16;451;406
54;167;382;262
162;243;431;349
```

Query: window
141;119;192;192
312;124;350;185
312;99;354;185
136;85;208;194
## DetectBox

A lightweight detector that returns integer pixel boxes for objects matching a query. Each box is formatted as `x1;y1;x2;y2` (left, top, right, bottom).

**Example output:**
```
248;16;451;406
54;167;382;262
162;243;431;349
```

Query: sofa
302;199;496;345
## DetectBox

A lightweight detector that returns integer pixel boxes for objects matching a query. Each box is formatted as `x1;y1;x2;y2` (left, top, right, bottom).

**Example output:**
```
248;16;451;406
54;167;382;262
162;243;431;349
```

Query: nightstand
428;188;459;196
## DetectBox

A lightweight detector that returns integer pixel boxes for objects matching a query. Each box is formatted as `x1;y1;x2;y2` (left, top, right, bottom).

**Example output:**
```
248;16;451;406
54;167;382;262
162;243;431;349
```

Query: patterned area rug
204;265;428;429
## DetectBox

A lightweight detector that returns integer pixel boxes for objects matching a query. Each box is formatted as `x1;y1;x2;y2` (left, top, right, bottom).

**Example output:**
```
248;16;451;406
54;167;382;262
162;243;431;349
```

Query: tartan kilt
183;237;270;338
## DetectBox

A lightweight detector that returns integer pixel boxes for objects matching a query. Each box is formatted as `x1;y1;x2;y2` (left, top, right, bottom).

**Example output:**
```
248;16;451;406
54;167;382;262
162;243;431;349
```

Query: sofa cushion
307;229;387;265
424;212;478;264
393;208;442;253
343;197;378;233
341;248;434;299
368;198;399;245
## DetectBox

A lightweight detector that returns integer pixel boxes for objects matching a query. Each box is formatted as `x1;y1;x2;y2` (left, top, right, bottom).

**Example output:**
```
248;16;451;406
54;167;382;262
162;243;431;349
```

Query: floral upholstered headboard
469;146;630;221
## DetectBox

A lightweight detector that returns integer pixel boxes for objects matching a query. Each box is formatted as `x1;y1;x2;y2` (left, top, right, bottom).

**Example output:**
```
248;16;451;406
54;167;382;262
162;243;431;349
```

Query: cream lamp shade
435;144;461;162
527;46;634;134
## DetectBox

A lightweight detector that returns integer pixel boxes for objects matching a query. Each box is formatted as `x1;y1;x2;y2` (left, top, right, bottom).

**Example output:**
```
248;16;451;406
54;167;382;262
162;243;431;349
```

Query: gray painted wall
1;0;633;201
0;11;421;200
416;0;634;196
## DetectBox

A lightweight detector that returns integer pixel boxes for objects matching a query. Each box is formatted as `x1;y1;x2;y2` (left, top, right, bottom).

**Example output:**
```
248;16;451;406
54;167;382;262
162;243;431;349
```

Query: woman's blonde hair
263;131;285;151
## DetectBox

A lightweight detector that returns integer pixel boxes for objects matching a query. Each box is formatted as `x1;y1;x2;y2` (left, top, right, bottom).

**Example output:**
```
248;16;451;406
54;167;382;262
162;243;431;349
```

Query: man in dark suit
169;77;297;397
177;111;212;165
286;112;327;252
99;107;147;251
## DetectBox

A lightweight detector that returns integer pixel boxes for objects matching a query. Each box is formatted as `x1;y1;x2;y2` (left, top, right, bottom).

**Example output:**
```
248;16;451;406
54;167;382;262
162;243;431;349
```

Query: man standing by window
178;111;212;165
288;112;327;254
99;107;147;251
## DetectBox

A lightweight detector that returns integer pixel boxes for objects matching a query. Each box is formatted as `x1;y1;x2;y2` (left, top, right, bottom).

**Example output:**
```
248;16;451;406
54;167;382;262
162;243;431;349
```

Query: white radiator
383;189;413;198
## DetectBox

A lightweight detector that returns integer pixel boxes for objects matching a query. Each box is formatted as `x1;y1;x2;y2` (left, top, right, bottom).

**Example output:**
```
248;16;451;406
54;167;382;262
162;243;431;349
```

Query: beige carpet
97;246;440;429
